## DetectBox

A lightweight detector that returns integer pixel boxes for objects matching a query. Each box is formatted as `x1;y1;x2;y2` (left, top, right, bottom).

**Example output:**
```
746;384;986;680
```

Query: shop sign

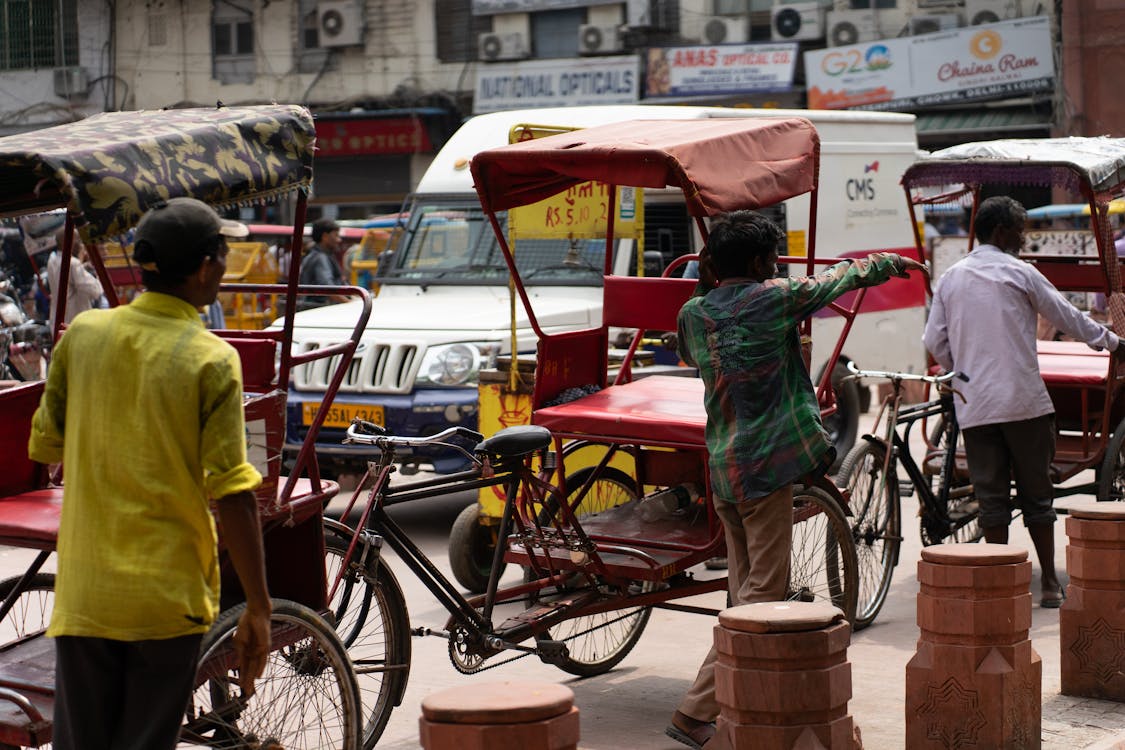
474;56;639;114
644;42;797;98
471;0;622;14
314;117;433;157
805;16;1053;110
506;124;643;240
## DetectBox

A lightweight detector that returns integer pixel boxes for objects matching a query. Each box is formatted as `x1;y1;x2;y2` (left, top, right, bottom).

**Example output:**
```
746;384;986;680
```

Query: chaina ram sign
804;16;1053;111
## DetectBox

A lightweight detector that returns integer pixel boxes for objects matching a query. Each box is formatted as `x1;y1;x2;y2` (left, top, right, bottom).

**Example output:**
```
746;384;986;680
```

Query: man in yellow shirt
29;198;271;750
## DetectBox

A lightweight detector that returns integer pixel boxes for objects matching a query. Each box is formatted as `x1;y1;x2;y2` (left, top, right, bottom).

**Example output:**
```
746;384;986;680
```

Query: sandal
1041;589;1066;609
665;713;715;750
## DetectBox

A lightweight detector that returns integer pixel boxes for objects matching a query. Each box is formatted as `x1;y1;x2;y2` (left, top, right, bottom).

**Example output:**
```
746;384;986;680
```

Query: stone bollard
905;543;1041;749
418;680;578;750
710;600;856;750
1061;501;1125;701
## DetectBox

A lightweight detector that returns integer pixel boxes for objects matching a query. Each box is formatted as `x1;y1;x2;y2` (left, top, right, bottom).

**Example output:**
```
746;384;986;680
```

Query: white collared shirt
923;244;1119;429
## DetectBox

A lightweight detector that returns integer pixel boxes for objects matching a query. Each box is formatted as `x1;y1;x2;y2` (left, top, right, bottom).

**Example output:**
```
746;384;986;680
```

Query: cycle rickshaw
835;136;1125;630
324;116;924;746
0;104;371;748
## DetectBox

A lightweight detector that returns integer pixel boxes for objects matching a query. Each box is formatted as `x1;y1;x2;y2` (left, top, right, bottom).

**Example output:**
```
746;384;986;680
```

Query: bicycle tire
0;573;55;643
180;599;362;750
920;416;983;547
835;441;899;630
531;466;650;677
1096;415;1125;501
789;486;859;624
324;528;412;750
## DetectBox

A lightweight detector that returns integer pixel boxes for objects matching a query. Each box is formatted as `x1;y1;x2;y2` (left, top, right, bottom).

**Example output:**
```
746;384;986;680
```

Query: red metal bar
487;208;547;340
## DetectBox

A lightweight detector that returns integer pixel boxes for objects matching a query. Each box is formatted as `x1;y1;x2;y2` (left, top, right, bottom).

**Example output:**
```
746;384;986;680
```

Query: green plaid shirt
677;253;905;502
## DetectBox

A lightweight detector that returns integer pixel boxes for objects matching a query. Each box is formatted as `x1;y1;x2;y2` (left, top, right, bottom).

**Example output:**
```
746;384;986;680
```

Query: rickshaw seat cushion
602;275;697;333
0;489;62;549
1036;340;1110;387
220;336;277;391
533;375;706;445
0;382;49;499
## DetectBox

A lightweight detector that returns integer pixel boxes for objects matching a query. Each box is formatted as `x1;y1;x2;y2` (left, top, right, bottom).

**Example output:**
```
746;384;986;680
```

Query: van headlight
416;342;501;386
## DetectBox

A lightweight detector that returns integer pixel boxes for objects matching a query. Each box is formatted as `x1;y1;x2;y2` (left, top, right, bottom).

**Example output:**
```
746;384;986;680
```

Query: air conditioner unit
318;0;364;48
53;66;89;98
826;10;878;47
701;16;748;44
771;2;826;42
909;13;961;35
579;24;624;55
478;31;529;61
965;0;1044;25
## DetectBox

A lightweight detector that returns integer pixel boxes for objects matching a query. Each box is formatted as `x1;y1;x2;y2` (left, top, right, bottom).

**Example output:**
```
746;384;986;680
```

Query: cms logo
846;177;875;201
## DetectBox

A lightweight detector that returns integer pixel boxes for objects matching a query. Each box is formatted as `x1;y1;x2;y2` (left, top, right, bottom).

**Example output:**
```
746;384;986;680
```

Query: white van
284;105;921;475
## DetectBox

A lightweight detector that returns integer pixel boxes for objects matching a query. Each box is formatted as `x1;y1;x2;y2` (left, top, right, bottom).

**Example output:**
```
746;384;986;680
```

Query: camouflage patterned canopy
0;104;315;241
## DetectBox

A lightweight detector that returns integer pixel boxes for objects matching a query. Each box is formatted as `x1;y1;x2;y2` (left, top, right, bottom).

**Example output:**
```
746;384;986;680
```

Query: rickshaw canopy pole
0;104;315;242
470;117;821;217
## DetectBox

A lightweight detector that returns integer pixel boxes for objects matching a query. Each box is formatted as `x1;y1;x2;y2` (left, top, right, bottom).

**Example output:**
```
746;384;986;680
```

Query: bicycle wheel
530;466;650;677
789;486;859;624
1096;415;1125;501
0;573;55;643
324;528;412;750
836;441;899;630
556;465;639;517
180;599;362;750
920;416;983;547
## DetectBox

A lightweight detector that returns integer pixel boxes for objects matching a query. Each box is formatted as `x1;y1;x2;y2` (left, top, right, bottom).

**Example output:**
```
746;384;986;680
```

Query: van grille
293;341;420;394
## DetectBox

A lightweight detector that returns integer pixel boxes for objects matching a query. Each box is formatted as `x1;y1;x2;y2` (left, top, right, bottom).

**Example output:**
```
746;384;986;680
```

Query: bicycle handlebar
846;360;969;384
344;420;485;448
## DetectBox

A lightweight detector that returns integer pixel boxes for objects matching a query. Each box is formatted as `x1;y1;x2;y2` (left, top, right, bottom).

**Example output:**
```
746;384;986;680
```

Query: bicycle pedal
898;480;915;497
535;639;570;666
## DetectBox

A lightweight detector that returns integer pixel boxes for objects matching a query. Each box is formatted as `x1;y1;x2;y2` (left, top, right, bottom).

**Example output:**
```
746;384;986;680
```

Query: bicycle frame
857;371;973;544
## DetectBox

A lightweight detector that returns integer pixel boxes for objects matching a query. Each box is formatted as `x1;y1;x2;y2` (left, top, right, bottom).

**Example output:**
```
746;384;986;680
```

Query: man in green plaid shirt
666;210;925;750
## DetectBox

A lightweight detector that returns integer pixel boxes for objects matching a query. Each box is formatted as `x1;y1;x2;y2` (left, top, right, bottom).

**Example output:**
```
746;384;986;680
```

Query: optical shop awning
914;107;1051;137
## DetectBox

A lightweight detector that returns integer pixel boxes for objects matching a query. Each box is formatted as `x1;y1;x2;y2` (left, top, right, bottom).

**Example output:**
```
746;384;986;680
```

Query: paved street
325;402;1125;750
3;427;1124;749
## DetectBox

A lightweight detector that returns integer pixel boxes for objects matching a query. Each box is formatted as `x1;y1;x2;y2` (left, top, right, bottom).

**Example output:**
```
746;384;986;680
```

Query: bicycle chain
444;605;646;674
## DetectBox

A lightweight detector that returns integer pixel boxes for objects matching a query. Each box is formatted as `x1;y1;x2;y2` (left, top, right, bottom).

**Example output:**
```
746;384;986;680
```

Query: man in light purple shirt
923;196;1118;608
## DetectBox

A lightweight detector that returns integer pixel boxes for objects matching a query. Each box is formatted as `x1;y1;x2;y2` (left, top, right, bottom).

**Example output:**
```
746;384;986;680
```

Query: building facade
5;1;1124;215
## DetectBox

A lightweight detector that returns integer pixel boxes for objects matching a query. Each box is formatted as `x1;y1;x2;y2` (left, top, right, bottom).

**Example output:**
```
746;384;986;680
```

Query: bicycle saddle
475;425;552;457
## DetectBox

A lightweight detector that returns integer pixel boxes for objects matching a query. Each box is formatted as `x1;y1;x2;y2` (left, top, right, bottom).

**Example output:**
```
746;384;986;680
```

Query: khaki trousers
677;484;794;722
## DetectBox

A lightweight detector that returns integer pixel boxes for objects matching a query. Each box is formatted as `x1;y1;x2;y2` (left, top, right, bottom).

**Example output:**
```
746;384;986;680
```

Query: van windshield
377;200;611;286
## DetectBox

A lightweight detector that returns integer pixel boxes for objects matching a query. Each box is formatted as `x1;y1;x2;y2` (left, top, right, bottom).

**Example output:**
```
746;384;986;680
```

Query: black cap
133;197;247;277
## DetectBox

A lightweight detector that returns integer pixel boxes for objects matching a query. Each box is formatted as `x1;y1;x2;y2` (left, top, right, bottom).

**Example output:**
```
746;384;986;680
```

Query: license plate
302;402;385;429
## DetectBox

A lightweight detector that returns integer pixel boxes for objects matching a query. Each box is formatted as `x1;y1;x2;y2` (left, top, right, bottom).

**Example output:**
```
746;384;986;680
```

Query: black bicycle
326;418;858;749
834;363;980;630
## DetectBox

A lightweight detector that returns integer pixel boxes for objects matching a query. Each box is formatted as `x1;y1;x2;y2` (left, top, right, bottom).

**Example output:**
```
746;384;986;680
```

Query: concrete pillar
711;600;856;750
906;543;1041;749
1061;501;1125;701
418;680;578;750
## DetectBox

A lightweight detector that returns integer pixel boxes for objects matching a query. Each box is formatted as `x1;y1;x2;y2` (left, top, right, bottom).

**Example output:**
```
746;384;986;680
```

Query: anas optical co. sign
805;16;1053;110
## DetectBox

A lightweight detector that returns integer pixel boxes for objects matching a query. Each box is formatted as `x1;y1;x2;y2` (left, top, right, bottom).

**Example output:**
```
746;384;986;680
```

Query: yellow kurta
29;292;261;640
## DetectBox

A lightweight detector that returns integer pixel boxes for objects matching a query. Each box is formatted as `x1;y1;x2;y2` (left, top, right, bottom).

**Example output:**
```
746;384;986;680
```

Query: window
531;8;583;59
435;0;491;64
847;0;898;8
0;0;78;71
212;0;255;84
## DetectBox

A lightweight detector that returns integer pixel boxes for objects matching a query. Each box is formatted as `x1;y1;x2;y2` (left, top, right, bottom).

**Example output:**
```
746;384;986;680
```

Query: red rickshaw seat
533;375;707;446
0;490;62;550
1037;340;1111;387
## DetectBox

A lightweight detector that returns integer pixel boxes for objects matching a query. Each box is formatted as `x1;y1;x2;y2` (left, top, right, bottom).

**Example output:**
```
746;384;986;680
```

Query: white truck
283;104;922;475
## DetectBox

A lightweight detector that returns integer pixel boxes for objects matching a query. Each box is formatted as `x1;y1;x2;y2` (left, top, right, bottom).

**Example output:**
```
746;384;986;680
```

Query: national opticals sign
804;16;1053;110
474;56;639;114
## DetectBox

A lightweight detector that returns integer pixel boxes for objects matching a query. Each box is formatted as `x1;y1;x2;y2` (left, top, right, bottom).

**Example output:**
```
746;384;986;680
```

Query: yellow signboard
507;123;643;241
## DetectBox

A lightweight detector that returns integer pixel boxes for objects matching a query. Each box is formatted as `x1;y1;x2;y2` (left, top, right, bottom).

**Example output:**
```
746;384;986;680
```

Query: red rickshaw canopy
470;116;820;217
